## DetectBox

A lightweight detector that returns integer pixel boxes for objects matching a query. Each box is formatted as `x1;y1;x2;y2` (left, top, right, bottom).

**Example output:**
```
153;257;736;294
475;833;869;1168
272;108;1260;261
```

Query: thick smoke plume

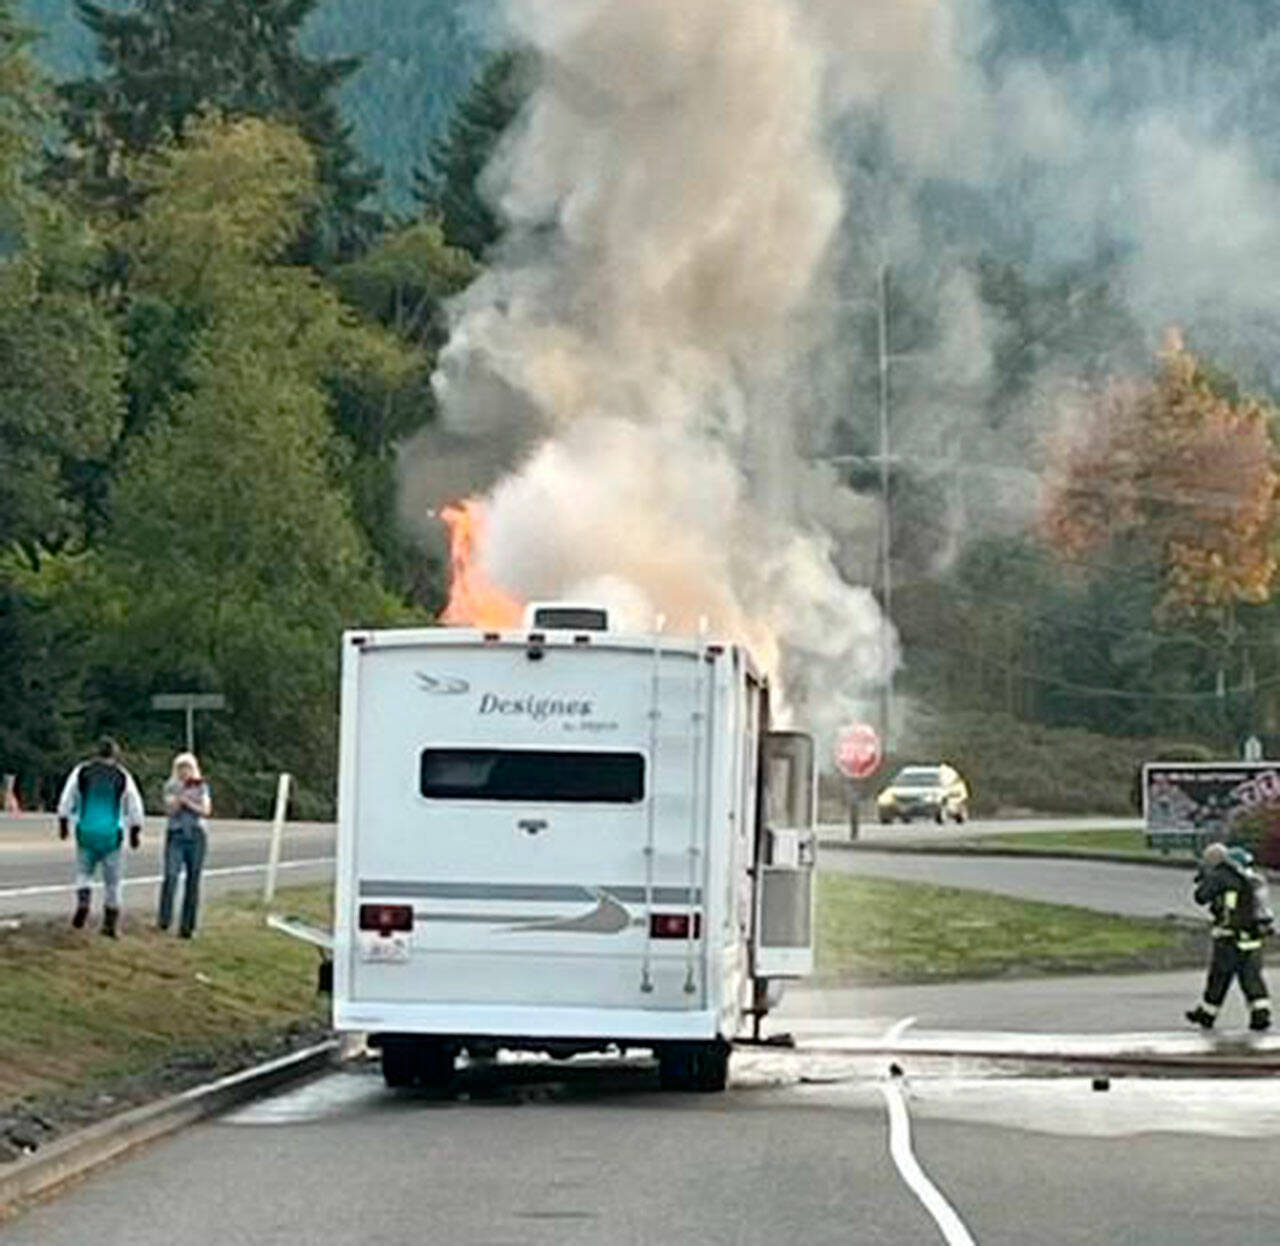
417;0;893;745
407;0;1280;752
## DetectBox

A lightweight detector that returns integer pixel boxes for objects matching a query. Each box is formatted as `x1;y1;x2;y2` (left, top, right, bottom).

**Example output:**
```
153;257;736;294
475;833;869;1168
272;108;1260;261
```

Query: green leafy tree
99;322;402;783
902;532;1233;741
51;0;380;259
332;218;475;351
0;268;126;555
328;218;475;595
0;2;125;557
82;116;415;789
0;1;126;799
0;549;94;806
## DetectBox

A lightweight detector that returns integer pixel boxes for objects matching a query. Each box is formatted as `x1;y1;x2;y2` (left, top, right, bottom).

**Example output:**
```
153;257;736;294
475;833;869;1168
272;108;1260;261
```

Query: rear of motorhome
330;608;815;1092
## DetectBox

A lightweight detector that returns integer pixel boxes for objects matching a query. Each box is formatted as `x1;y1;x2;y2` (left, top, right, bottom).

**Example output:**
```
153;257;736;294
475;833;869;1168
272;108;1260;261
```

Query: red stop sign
835;724;882;780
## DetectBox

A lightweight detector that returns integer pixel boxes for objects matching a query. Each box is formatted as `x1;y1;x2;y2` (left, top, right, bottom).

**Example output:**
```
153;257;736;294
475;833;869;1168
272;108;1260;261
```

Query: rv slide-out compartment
753;731;817;980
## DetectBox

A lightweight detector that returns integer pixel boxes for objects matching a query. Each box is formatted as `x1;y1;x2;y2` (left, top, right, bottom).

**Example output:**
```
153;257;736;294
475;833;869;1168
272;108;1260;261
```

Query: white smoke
426;0;895;747
413;0;1280;754
801;0;1280;566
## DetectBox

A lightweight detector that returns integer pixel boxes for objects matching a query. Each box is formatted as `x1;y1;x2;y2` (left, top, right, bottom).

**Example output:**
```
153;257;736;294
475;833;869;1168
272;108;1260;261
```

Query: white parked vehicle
294;604;816;1093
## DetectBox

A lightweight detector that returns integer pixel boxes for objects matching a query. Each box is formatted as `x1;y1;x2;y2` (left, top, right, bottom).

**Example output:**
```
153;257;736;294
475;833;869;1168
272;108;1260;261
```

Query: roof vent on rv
522;602;611;632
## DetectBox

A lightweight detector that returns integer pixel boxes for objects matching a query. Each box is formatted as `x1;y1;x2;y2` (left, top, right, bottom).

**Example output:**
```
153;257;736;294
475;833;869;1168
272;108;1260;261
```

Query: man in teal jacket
56;738;145;937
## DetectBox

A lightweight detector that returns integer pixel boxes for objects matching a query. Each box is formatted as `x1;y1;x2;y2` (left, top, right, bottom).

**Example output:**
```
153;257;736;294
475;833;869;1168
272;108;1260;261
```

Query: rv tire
656;1040;730;1093
380;1038;418;1088
380;1038;456;1090
415;1041;457;1089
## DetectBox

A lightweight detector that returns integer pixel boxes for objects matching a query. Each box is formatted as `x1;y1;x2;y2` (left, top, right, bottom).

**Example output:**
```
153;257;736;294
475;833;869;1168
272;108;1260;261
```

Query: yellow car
877;764;970;825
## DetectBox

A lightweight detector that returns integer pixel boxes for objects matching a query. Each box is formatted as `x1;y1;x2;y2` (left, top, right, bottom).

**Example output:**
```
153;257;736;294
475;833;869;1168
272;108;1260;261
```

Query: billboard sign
1143;761;1280;842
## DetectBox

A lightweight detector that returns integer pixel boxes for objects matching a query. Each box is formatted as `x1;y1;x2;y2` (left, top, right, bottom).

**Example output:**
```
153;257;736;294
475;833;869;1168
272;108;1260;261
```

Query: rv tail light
358;903;413;935
650;912;701;939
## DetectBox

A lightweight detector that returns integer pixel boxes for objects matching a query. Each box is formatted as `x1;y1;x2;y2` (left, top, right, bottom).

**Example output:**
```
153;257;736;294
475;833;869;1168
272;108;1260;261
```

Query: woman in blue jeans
158;752;212;937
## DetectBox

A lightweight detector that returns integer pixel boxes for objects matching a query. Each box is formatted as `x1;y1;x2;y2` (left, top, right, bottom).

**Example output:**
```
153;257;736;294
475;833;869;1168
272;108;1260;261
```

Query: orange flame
438;499;524;628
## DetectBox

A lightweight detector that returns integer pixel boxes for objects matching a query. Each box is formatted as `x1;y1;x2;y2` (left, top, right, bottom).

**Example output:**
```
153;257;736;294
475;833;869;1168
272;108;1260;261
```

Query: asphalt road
821;845;1200;920
8;1056;1280;1245
5;811;1274;1244
0;815;335;918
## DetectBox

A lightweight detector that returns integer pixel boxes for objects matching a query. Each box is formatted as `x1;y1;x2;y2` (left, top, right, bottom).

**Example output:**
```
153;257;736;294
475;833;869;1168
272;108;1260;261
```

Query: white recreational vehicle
320;604;816;1093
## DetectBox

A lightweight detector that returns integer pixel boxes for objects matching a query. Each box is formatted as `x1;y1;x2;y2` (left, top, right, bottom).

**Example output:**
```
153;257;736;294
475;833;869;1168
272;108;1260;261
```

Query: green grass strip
2;875;1200;1109
815;872;1198;983
970;828;1195;860
0;886;331;1105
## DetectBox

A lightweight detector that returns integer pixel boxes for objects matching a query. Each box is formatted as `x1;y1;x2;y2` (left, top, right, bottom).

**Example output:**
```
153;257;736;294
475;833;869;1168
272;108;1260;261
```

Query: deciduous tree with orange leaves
1041;332;1279;626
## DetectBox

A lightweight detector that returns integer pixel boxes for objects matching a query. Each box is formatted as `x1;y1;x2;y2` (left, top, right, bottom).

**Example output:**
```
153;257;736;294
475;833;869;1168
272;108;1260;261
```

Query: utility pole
820;269;897;744
876;263;894;745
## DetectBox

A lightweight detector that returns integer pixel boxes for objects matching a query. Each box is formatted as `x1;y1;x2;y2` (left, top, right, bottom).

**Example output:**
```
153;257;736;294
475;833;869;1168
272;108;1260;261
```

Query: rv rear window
419;749;645;803
530;606;609;631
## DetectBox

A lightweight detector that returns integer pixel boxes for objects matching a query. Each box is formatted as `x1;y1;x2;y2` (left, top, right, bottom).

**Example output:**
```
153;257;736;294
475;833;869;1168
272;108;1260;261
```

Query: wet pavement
7;1038;1280;1246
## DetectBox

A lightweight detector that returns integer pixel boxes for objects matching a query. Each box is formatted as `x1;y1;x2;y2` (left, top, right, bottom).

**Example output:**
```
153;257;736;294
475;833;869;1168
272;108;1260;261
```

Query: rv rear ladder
639;617;665;994
683;621;709;996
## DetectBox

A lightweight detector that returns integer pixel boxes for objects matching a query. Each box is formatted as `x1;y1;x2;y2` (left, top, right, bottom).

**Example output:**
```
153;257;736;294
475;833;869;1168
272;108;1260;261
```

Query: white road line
880;1083;977;1246
0;856;335;900
885;1015;918;1043
877;1015;977;1246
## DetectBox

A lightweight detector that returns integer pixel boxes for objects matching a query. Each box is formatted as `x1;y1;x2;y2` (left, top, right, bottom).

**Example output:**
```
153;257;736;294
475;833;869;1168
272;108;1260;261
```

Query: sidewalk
776;968;1251;1036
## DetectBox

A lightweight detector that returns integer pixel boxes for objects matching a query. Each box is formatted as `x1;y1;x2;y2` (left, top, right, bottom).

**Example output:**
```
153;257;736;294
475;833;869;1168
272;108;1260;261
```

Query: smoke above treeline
402;0;1280;748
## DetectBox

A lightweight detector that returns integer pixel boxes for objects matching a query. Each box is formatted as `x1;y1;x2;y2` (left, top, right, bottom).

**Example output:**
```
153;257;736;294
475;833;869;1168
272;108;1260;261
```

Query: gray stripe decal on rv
610;885;701;905
361;880;701;904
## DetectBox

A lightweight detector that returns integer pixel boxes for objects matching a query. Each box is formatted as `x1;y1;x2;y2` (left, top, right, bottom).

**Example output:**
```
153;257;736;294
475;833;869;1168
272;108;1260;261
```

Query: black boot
1186;1005;1216;1030
71;888;91;929
101;906;119;939
1250;1007;1271;1033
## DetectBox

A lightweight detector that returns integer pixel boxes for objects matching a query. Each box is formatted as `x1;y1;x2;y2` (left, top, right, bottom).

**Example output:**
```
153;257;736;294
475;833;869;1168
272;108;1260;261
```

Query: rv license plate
359;933;411;964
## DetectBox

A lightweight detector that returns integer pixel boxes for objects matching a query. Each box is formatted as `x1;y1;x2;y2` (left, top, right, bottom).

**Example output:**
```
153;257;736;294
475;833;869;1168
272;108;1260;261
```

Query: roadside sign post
835;724;884;841
150;693;227;753
263;772;293;904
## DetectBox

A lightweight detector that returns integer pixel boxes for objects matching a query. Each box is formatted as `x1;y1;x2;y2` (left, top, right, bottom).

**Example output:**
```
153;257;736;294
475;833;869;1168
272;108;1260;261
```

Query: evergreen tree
51;0;380;259
414;49;529;258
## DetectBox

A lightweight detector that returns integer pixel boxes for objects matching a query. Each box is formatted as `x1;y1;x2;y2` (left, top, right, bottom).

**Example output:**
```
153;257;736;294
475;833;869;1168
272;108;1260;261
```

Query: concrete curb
819;838;1199;872
0;1040;339;1214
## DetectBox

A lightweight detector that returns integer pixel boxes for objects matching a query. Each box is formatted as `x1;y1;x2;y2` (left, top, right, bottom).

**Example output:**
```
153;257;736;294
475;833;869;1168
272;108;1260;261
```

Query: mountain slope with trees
4;0;1280;817
20;0;489;207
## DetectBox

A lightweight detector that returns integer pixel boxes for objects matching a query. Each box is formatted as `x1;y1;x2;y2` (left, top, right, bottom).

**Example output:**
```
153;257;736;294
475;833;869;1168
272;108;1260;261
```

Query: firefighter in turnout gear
1186;841;1272;1032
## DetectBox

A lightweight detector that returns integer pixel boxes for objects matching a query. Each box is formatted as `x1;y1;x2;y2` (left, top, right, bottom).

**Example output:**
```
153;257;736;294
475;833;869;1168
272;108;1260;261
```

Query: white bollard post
263;772;292;904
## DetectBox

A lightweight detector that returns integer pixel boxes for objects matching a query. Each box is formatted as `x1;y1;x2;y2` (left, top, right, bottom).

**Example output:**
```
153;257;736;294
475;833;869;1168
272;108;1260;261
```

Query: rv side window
419;749;645;803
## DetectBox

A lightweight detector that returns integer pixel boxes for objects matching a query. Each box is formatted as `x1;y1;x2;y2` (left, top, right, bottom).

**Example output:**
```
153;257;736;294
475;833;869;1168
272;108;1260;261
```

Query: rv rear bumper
335;1001;724;1042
